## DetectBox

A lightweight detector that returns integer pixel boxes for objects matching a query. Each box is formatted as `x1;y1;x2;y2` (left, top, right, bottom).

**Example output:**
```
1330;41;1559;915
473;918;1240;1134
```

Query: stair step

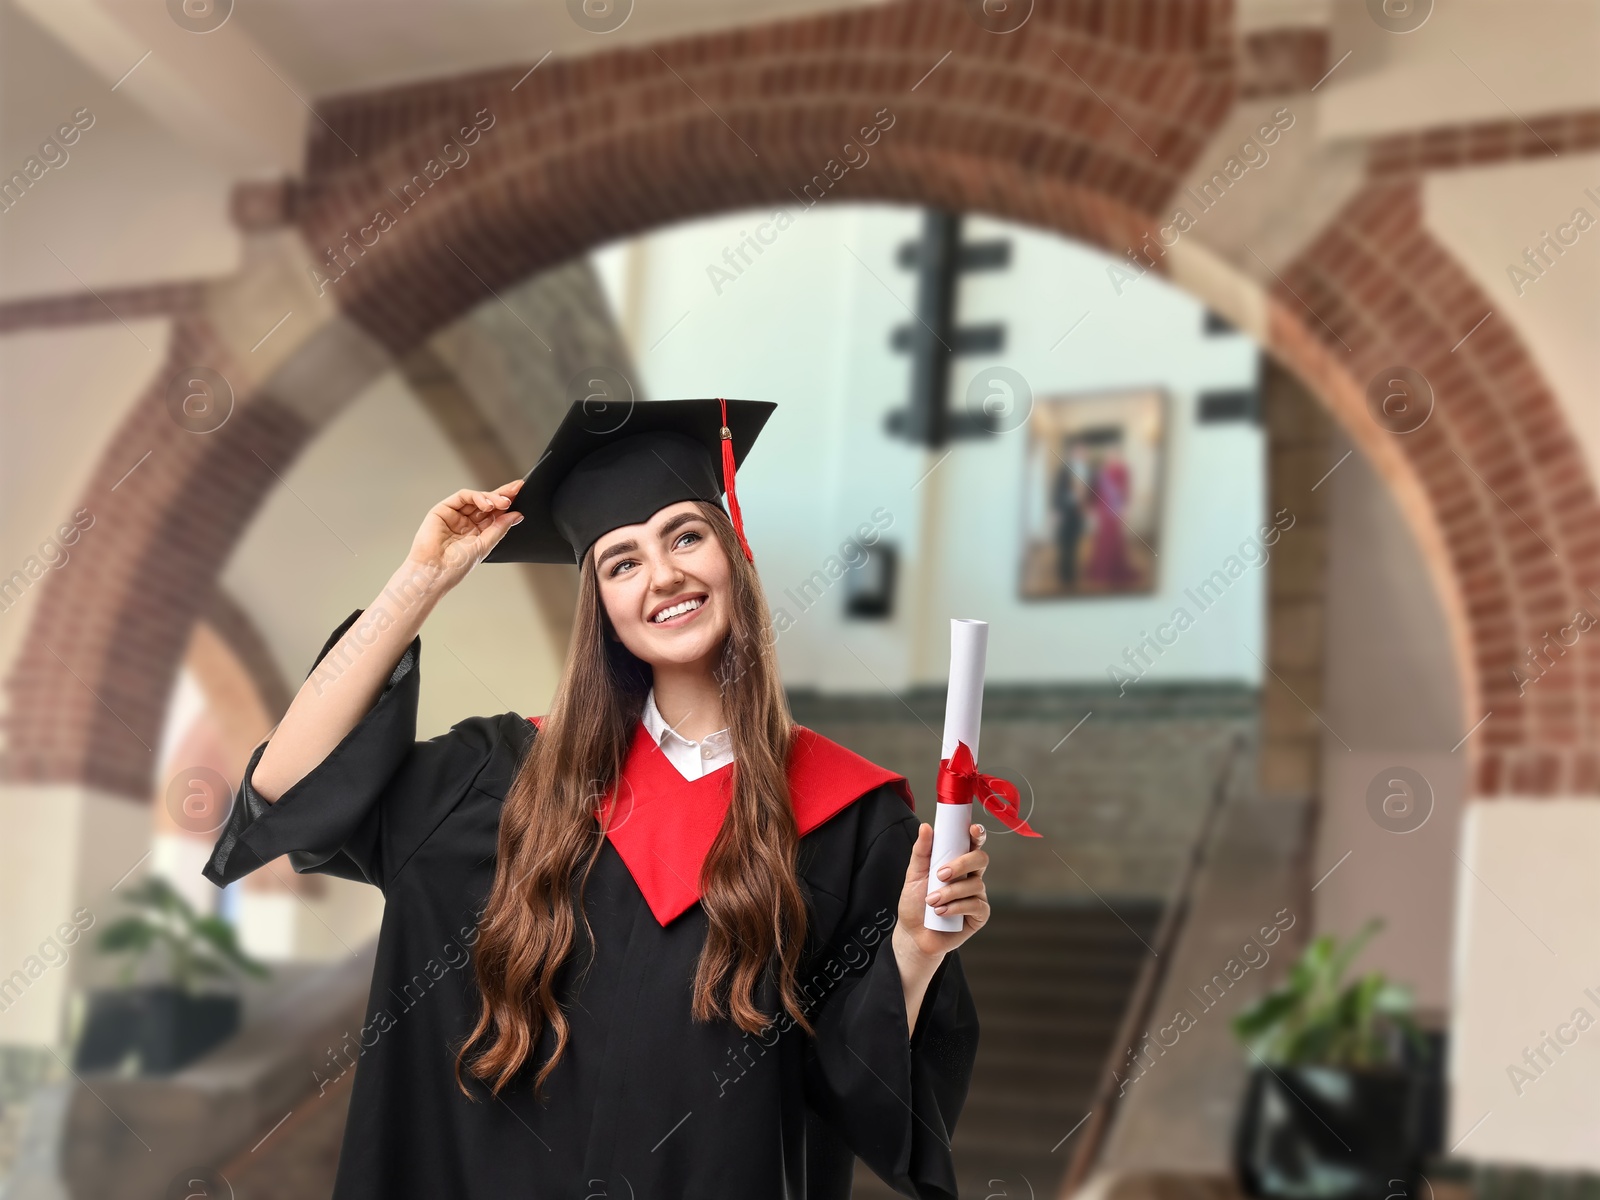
960;1083;1098;1121
978;1013;1131;1035
967;976;1147;1007
916;903;1160;1192
962;947;1150;974
968;917;1161;942
970;1050;1103;1080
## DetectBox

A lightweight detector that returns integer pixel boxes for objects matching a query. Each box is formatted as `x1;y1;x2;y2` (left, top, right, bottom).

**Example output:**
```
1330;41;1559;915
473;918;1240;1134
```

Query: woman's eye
608;559;637;577
675;530;702;549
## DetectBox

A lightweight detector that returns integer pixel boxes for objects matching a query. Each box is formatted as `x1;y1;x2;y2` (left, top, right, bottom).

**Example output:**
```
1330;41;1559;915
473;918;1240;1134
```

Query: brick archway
6;0;1598;799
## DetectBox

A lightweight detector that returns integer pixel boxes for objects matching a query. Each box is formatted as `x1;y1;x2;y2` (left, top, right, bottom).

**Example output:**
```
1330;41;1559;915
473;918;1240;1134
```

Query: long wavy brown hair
457;501;813;1097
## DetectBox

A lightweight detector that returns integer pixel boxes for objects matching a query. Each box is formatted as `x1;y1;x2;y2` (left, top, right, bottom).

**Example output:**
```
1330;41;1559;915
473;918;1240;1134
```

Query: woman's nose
648;552;683;589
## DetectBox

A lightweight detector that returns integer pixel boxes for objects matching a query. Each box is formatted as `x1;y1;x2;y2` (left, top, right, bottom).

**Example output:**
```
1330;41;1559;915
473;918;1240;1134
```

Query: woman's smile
648;593;708;626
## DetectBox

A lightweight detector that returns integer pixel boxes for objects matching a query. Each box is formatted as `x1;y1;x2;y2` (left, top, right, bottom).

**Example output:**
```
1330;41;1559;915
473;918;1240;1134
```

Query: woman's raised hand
406;479;525;594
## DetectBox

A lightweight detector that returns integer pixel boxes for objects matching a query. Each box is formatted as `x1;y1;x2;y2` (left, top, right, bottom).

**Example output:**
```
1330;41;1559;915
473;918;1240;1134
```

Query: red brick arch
6;0;1597;799
1272;179;1600;793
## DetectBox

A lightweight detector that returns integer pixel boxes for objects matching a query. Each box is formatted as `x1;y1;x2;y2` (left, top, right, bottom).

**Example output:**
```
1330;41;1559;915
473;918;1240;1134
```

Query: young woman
204;398;986;1199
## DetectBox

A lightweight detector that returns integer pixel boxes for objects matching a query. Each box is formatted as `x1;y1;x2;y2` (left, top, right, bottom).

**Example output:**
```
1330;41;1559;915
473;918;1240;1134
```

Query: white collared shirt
640;688;735;781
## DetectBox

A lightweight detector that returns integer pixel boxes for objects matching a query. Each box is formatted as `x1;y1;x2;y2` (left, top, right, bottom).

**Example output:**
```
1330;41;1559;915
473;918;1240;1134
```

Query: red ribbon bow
935;741;1040;837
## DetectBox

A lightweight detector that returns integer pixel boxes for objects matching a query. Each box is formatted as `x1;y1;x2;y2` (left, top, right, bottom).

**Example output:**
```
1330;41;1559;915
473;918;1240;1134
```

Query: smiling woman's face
592;500;733;670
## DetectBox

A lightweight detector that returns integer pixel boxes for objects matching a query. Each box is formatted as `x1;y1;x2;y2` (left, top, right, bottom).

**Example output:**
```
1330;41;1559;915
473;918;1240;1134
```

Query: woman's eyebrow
658;512;701;538
595;537;638;567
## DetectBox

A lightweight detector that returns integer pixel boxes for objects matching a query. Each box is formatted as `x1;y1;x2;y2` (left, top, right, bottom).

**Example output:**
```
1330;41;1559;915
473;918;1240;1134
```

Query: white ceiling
11;0;889;173
230;0;891;97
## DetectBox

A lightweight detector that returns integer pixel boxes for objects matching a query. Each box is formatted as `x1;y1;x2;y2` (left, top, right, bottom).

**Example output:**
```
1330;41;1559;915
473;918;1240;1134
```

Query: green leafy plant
97;878;269;992
1232;918;1422;1068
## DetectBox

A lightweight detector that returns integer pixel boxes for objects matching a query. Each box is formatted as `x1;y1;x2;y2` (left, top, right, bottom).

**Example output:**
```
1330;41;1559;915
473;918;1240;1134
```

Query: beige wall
0;322;170;687
0;3;238;297
1319;0;1600;138
1315;429;1468;1011
1426;154;1600;480
1452;800;1600;1169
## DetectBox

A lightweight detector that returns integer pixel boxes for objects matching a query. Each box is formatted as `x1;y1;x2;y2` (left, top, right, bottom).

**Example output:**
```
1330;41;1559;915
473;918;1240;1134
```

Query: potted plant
75;877;268;1075
1231;919;1427;1200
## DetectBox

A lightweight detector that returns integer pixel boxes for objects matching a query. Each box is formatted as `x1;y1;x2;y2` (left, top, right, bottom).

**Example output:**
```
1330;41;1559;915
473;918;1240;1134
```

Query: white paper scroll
925;619;987;932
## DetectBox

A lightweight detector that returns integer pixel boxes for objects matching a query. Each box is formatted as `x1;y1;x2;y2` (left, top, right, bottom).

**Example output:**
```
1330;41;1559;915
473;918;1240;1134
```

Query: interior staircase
852;900;1163;1200
220;1072;354;1199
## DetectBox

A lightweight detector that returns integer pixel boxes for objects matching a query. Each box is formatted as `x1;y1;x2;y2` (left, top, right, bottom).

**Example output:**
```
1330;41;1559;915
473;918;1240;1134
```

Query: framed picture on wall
1019;388;1167;599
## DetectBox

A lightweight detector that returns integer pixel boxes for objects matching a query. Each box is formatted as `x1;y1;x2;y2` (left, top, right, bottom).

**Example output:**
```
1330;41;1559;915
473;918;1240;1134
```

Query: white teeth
652;597;704;624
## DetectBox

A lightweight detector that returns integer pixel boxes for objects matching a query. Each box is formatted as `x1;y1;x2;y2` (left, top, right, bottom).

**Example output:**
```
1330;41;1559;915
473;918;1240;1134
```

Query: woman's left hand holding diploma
891;822;989;1035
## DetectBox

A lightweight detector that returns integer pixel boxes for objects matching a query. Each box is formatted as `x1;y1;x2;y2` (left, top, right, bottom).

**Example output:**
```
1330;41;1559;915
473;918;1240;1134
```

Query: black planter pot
74;986;240;1075
1234;1064;1424;1200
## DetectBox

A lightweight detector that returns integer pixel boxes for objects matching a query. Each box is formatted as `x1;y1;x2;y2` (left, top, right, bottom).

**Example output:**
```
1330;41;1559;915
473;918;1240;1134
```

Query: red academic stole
527;717;913;926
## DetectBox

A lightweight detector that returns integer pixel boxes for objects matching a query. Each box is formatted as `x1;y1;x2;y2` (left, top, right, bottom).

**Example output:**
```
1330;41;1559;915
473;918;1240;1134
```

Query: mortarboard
484;397;776;566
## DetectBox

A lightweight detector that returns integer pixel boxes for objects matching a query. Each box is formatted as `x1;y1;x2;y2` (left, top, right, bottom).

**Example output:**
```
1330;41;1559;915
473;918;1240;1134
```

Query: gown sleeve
802;807;979;1199
201;609;520;893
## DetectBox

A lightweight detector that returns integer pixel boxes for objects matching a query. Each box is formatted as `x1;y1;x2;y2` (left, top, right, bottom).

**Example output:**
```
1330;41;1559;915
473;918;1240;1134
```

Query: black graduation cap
484;397;776;565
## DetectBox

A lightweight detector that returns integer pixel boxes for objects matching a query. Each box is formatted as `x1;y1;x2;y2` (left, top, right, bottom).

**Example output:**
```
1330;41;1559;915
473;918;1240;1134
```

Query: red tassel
718;397;754;562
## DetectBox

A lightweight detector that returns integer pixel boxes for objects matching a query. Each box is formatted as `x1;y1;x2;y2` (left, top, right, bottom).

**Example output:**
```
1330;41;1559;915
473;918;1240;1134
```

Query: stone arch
6;0;1596;800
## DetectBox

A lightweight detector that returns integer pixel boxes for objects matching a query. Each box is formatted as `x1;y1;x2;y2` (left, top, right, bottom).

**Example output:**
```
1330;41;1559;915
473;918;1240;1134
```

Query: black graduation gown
203;611;978;1199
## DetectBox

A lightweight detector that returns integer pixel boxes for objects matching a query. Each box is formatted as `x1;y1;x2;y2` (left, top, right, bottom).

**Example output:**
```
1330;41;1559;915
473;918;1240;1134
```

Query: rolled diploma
925;618;987;932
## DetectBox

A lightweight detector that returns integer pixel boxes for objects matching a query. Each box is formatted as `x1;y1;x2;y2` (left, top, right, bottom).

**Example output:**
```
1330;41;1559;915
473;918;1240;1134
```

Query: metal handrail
1058;732;1248;1197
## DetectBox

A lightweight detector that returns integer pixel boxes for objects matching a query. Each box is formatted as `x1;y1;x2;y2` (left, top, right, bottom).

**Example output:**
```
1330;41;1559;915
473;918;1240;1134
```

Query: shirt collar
640;688;732;753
